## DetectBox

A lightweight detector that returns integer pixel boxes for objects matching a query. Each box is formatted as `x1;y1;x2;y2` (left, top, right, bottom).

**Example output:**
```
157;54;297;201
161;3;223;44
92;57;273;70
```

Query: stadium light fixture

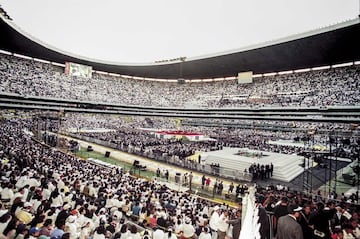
13;53;32;60
278;70;293;75
225;76;237;80
312;65;330;71
109;73;120;77
191;79;202;83
294;68;311;73
263;72;277;77
132;76;144;80
95;70;108;75
332;62;353;68
33;58;50;64
51;62;65;67
0;49;11;55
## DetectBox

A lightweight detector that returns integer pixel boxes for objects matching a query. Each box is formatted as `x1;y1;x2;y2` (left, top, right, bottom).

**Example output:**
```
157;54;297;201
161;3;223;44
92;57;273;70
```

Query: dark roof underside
0;17;360;79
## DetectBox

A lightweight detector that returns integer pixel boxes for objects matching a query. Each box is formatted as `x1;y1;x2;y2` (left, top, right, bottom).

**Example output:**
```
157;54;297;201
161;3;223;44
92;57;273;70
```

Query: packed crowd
60;114;304;157
183;119;359;133
59;113;358;135
0;118;243;239
3;110;357;186
75;125;355;162
1;54;360;108
60;113;360;155
254;183;360;239
55;112;358;183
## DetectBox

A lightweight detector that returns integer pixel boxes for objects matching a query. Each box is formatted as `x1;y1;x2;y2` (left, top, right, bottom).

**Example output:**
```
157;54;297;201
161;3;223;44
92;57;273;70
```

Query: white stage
202;147;304;182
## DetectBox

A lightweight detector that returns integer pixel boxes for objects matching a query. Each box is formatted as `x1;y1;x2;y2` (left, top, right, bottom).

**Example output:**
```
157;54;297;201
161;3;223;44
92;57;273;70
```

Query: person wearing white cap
276;204;303;239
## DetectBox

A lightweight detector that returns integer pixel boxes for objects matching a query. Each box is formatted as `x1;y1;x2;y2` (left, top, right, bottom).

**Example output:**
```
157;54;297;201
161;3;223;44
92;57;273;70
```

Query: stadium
0;3;360;239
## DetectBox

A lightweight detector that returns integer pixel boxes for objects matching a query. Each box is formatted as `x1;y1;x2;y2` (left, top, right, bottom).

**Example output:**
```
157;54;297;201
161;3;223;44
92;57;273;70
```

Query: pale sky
0;0;358;64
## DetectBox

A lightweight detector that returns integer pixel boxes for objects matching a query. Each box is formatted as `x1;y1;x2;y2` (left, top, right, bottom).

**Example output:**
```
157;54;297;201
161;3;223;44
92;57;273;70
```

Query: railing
240;187;274;239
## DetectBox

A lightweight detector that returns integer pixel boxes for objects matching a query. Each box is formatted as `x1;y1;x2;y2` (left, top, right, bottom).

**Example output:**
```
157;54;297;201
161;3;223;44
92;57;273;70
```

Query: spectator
276;204;303;239
29;227;41;239
227;210;241;239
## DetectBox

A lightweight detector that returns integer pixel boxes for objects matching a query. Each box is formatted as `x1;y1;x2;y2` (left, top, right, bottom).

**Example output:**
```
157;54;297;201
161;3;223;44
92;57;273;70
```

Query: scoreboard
237;71;253;84
65;62;92;78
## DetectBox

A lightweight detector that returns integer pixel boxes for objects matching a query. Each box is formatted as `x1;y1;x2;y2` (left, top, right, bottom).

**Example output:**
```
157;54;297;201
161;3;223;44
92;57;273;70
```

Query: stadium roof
0;14;360;79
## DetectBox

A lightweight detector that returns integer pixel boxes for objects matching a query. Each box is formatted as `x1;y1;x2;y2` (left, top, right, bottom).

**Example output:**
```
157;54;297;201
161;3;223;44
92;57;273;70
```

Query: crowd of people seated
1;113;358;239
0;117;246;239
70;123;357;164
1;53;360;108
60;114;360;154
2;110;358;185
183;118;357;132
60;114;302;155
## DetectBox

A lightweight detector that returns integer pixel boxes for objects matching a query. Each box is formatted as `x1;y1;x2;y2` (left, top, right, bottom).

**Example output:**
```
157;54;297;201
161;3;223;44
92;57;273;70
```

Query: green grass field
75;147;156;179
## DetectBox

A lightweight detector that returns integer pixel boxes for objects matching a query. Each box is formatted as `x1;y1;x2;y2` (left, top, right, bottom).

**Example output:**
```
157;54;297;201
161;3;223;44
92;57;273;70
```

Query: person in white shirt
128;225;142;239
343;223;356;239
198;227;212;239
27;177;41;188
174;218;183;236
79;221;91;239
1;183;14;204
350;218;360;239
163;227;177;239
180;217;195;239
153;227;165;239
93;225;106;239
118;224;129;239
65;216;79;239
209;206;221;239
12;187;27;205
0;211;12;236
217;210;229;239
50;190;63;208
15;174;29;189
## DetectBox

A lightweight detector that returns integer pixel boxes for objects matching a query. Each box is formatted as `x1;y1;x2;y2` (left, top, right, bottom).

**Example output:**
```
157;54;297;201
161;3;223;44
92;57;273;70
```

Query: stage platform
202;147;304;182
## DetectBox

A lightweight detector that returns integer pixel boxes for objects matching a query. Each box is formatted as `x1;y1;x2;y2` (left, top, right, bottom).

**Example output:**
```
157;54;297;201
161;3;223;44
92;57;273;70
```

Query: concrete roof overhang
1;16;360;79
